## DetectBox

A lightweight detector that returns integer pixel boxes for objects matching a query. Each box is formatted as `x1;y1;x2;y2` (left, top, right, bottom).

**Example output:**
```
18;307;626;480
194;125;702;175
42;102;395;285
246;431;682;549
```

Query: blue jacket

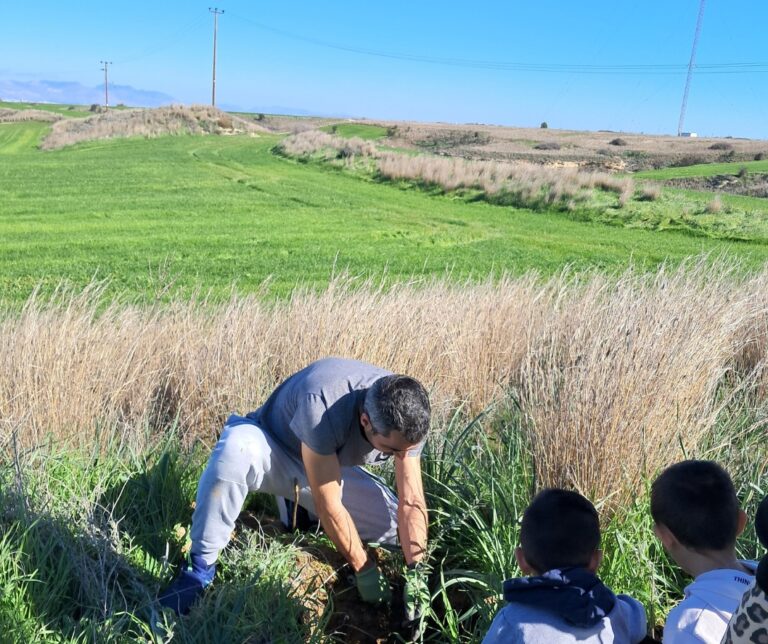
482;567;647;643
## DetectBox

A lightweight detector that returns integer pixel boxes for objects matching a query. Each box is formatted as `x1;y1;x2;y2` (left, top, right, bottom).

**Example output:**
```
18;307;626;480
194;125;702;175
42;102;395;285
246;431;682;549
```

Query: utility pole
100;60;113;109
677;0;706;136
209;8;224;106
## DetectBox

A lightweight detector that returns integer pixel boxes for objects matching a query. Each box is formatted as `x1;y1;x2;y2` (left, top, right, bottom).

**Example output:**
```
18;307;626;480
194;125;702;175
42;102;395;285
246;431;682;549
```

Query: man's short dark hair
363;375;430;445
520;488;600;573
650;460;739;551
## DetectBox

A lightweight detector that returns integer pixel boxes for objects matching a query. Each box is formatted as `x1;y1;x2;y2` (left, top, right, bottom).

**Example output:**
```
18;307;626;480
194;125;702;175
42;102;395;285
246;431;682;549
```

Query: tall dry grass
279;130;634;210
41;105;265;150
0;108;62;123
277;129;378;159
2;260;767;503
519;263;768;504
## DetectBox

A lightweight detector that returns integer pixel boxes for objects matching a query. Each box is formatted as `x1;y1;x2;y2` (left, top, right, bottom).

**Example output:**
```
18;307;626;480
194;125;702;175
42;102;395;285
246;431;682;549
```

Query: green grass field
0;122;50;153
2;120;768;304
320;122;390;139
0;100;120;118
636;158;768;179
2;114;768;642
1;398;764;642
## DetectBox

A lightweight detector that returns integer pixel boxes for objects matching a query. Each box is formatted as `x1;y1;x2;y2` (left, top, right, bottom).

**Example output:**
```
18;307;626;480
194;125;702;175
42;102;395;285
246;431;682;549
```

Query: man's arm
395;453;428;564
301;443;370;571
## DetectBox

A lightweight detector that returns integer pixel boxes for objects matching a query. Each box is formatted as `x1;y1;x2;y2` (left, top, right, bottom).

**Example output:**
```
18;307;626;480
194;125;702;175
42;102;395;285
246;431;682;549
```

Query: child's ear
736;509;748;537
515;547;537;576
587;549;603;573
653;522;678;550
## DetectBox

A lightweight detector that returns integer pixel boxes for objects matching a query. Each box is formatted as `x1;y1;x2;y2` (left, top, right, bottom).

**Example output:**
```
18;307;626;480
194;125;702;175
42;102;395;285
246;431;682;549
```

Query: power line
228;11;768;75
113;15;208;66
209;8;224;107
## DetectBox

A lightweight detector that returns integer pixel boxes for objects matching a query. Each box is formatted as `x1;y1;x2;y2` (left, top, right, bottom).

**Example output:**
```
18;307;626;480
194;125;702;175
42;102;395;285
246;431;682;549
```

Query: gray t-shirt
230;357;422;467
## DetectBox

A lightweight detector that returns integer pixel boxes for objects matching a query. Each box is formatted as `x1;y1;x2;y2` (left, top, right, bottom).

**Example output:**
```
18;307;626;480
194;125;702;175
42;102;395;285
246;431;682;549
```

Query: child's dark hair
520;488;600;573
650;460;739;551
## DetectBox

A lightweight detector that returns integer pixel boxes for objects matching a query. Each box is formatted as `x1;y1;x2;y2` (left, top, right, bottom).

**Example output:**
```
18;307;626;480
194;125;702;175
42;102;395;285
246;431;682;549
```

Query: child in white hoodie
651;461;757;644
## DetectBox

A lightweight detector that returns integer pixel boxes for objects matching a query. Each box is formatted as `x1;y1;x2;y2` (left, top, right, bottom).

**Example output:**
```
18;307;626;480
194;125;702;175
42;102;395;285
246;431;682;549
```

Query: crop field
1;105;767;642
636;158;768;180
2;116;768;305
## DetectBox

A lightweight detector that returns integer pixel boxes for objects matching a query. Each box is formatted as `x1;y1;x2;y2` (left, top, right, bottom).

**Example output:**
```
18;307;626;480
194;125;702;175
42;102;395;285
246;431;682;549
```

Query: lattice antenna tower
677;0;706;136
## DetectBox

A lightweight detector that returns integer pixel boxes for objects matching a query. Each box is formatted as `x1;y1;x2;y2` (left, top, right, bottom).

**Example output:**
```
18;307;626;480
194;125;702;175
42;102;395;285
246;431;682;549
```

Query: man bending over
159;357;431;623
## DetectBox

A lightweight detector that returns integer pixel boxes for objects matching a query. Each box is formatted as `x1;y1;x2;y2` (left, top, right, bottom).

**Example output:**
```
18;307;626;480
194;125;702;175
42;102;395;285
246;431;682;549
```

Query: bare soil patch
664;173;768;198
311;118;767;172
237;510;401;643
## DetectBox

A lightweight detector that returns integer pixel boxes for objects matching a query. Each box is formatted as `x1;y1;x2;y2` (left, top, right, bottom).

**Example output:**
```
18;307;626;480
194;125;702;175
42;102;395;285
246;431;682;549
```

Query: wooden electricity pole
209;8;224;106
100;60;112;108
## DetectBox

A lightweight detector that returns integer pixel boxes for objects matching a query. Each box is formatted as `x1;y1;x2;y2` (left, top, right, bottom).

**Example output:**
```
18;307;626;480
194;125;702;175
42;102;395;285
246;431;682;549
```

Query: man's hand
403;562;430;623
355;564;392;604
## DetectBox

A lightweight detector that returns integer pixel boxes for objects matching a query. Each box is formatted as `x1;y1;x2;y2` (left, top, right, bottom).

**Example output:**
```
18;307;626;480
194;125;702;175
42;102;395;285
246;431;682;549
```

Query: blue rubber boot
158;553;216;615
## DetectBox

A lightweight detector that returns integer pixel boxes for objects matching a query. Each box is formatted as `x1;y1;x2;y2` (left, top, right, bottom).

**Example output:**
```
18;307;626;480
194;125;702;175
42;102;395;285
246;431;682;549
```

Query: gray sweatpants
190;422;400;565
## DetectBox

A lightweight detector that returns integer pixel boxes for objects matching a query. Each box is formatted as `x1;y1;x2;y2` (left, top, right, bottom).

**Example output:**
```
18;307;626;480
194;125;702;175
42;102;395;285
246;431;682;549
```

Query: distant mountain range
0;79;175;107
0;78;353;118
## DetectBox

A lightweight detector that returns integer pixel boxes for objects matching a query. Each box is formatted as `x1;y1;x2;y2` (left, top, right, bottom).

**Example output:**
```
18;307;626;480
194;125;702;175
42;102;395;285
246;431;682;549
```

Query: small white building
679;132;698;137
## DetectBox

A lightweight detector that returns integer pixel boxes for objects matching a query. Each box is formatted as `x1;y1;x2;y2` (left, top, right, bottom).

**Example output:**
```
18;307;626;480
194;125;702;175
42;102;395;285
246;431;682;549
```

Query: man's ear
515;546;538;576
653;522;678;550
360;412;371;430
736;509;748;537
587;549;603;573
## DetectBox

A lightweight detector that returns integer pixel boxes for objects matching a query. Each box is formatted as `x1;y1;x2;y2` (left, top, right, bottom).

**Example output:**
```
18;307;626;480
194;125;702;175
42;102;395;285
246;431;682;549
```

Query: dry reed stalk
279;130;635;209
518;260;767;504
706;195;724;214
2;261;766;502
278;130;377;159
0;108;62;123
0;275;549;450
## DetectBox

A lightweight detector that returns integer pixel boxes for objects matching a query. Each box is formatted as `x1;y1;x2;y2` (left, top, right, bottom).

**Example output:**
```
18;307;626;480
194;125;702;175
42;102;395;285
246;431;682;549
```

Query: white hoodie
664;561;757;644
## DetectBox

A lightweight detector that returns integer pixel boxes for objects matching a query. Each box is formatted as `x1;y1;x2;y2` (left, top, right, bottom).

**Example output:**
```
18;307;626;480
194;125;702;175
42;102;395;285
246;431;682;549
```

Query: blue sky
2;1;767;138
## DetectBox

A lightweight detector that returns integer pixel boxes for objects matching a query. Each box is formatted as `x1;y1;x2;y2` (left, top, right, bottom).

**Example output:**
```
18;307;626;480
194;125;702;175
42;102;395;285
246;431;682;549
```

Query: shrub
540;121;548;129
737;166;749;180
755;152;765;161
89;104;101;112
609;138;628;146
671;155;708;168
637;185;661;201
709;142;733;151
0;109;61;124
42;105;263;150
414;129;491;149
706;195;723;214
533;142;560;150
255;113;265;121
217;115;234;130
